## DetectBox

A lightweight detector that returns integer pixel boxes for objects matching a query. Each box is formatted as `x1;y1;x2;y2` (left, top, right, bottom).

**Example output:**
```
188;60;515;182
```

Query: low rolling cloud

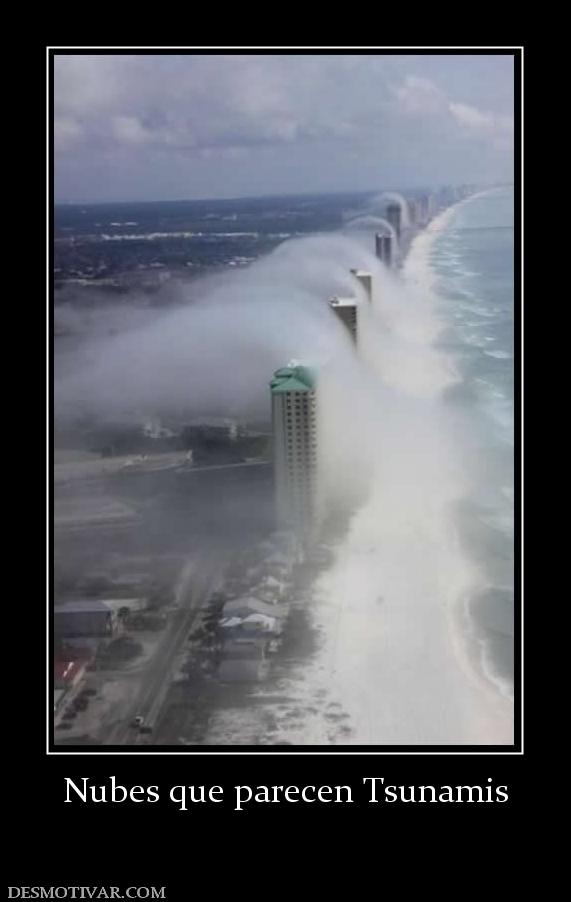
54;53;515;201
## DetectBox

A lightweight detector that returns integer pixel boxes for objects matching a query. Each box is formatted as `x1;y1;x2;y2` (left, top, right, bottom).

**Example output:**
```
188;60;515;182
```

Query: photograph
51;48;518;750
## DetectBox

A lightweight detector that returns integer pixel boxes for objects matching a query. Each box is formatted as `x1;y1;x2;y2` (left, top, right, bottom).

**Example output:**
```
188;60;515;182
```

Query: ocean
221;187;516;746
432;188;515;700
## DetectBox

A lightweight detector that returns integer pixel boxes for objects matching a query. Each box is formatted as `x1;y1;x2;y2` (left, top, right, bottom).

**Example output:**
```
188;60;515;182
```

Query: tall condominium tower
375;232;393;266
270;362;318;536
386;203;402;240
350;269;373;303
328;296;358;343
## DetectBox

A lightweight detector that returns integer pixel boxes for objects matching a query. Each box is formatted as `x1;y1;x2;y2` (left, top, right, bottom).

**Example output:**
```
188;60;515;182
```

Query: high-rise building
270;362;318;536
350;269;373;303
375;232;393;266
418;195;433;225
386;203;402;240
408;199;418;226
328;296;358;343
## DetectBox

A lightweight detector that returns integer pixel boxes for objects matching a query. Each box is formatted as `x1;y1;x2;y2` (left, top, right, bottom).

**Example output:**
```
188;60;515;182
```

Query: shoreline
405;191;515;712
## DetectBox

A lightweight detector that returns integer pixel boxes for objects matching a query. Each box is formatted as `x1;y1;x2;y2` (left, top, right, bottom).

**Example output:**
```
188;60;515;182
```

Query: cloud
393;74;513;146
393;75;449;117
449;101;513;135
53;54;514;199
54;116;84;152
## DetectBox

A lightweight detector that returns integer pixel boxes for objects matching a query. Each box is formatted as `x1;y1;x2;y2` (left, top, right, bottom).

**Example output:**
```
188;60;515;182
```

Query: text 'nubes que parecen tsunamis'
64;777;509;810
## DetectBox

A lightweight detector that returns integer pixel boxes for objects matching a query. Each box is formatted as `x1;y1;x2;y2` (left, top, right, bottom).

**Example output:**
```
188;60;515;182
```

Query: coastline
259;192;514;746
405;191;515;711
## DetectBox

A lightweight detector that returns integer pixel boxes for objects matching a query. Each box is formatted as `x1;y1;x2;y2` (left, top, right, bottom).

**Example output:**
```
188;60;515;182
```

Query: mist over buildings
55;232;374;418
55;202;478;538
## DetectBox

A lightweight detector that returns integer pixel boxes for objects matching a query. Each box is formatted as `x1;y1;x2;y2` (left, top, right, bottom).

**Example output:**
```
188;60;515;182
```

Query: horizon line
54;181;512;207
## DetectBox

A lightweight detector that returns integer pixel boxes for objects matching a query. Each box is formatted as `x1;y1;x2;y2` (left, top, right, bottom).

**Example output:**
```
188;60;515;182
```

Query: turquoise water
433;188;515;696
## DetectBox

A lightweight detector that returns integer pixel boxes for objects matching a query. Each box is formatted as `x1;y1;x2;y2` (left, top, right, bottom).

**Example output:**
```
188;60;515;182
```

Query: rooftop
223;597;288;619
270;363;316;394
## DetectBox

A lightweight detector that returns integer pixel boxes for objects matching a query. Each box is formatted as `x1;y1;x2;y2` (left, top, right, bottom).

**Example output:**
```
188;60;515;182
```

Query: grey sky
54;52;515;202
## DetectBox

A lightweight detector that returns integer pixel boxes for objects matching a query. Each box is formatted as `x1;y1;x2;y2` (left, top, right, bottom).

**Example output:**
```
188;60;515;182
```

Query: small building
54;600;117;638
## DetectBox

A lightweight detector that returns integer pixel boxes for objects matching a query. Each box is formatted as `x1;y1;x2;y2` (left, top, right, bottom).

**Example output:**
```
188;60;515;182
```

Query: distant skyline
54;52;516;204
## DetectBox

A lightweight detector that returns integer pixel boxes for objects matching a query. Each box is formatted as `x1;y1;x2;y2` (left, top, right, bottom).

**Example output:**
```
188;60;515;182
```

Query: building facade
270;363;318;538
328;296;358;344
386;203;402;240
350;269;373;303
375;232;393;266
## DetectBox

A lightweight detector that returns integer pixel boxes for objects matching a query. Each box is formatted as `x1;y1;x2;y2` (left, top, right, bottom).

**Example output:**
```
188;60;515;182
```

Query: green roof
270;364;316;394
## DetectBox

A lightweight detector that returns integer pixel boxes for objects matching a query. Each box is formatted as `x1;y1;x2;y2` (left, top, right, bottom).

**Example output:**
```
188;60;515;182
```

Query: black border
49;46;522;755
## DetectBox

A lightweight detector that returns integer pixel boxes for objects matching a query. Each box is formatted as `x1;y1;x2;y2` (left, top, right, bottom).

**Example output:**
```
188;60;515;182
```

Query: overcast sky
54;53;515;203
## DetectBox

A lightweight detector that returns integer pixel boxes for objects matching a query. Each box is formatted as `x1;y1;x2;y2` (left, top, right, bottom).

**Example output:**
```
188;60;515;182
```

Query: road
99;552;222;746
